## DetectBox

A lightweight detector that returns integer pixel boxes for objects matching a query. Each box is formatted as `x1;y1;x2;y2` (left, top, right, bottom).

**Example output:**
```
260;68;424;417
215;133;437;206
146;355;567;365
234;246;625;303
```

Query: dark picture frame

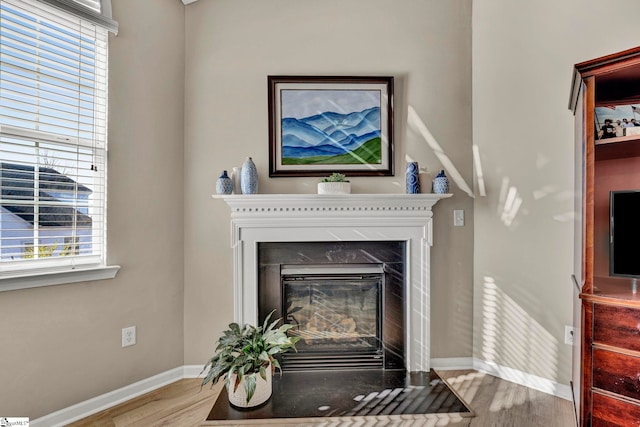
268;76;394;177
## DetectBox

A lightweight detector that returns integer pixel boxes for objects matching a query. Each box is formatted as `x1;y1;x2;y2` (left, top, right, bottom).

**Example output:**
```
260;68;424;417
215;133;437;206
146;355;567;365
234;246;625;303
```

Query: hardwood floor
440;370;576;427
68;370;576;427
66;380;223;427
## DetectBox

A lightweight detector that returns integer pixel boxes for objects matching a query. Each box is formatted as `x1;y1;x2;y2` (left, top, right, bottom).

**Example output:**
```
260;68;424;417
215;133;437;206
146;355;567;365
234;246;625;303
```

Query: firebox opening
257;241;406;372
281;264;384;370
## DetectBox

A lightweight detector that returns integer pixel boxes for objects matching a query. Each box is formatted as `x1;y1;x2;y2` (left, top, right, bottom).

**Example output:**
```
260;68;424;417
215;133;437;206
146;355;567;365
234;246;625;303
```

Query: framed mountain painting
268;76;394;177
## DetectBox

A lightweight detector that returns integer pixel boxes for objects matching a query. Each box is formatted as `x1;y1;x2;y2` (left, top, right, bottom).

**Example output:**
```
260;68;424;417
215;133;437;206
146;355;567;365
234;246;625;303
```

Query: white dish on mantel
317;181;351;194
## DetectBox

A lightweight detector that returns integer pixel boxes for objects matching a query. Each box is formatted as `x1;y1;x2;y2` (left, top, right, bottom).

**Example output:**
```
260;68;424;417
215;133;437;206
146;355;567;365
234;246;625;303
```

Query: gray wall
183;0;474;365
0;0;185;418
473;0;640;386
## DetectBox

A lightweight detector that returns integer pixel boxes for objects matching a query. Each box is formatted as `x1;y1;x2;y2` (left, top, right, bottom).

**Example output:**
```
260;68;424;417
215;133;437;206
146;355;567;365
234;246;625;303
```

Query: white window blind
0;0;109;276
37;0;118;34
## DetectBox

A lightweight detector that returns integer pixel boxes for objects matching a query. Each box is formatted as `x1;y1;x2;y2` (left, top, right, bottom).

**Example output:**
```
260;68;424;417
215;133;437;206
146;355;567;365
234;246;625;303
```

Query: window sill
0;265;120;292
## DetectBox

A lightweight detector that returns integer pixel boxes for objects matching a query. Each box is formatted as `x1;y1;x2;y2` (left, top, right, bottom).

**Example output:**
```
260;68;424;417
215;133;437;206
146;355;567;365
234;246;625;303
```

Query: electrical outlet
454;209;464;227
564;325;574;345
122;326;136;347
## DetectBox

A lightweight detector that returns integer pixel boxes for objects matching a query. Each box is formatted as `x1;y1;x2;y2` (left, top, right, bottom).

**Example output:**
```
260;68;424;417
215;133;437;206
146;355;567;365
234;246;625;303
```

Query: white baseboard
472;358;572;401
31;366;186;427
430;357;474;370
32;360;571;426
184;364;206;378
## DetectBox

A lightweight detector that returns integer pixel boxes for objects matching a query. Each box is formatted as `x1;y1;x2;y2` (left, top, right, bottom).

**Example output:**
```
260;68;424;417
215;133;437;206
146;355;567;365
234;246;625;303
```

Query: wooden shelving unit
571;46;640;426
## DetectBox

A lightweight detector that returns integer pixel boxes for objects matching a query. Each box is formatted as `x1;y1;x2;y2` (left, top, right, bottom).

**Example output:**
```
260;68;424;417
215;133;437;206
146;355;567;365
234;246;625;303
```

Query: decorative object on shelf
433;170;449;194
200;310;299;409
241;157;258;194
419;167;432;193
231;166;242;194
405;162;420;194
268;75;394;177
215;170;233;195
595;104;640;139
317;172;351;194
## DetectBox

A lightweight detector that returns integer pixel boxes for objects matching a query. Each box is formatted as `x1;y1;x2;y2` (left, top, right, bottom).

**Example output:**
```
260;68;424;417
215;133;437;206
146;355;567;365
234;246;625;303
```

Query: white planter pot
317;182;351;194
226;365;272;408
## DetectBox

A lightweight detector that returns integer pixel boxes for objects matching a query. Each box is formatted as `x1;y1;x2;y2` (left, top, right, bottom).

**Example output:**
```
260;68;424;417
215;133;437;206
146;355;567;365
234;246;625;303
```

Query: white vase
419;168;432;193
231;167;242;194
317;182;351;194
226;365;272;408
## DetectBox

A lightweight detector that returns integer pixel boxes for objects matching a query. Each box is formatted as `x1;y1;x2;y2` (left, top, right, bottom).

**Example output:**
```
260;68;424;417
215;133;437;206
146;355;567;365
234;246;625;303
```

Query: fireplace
282;264;383;369
258;242;405;371
216;193;450;372
282;266;384;370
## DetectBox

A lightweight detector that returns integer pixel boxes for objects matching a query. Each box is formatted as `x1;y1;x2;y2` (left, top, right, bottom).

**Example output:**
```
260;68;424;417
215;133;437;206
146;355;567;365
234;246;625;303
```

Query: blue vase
216;170;233;194
241;157;258;194
406;162;420;194
433;170;449;194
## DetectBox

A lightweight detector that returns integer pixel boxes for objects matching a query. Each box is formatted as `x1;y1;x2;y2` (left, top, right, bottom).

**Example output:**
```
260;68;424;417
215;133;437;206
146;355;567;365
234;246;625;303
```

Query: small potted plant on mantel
201;311;299;408
317;172;351;194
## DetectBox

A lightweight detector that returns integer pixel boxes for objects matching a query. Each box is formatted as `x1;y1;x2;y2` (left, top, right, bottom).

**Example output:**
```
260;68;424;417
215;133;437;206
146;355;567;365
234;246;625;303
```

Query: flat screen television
610;190;640;278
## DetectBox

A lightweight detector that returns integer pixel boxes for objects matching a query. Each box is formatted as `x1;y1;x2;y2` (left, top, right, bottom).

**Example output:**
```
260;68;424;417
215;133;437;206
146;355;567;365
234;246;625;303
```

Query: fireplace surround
216;193;450;372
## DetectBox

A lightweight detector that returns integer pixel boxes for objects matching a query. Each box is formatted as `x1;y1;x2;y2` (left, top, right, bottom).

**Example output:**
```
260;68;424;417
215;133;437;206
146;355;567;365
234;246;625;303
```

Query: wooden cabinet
592;391;640;426
592;347;640;401
570;47;640;426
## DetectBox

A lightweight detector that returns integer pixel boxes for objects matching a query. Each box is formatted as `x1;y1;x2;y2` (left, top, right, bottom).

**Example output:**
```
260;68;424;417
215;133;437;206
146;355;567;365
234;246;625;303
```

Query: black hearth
206;369;473;422
258;241;405;371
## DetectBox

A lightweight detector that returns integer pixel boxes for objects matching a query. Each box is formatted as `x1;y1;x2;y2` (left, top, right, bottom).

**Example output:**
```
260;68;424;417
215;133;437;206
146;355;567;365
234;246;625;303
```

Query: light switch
454;209;464;227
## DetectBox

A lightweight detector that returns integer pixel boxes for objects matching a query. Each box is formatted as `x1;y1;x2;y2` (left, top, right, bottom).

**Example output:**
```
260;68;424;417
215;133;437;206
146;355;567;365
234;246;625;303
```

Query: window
64;236;80;255
0;0;117;284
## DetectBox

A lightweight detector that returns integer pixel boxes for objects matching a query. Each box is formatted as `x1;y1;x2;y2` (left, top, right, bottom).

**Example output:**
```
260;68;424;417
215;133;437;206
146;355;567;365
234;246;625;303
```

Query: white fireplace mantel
214;193;451;372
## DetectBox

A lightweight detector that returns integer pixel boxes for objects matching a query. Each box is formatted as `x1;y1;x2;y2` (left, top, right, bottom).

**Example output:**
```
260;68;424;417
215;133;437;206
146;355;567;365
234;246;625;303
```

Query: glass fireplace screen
282;265;383;354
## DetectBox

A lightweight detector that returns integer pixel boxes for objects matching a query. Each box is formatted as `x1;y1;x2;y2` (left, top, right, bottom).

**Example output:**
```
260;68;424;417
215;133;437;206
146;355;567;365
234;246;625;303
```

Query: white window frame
0;0;119;291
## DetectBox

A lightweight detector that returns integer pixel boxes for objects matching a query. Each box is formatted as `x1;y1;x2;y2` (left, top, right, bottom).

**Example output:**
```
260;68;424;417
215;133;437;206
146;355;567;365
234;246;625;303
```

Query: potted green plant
201;311;299;408
317;172;351;194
